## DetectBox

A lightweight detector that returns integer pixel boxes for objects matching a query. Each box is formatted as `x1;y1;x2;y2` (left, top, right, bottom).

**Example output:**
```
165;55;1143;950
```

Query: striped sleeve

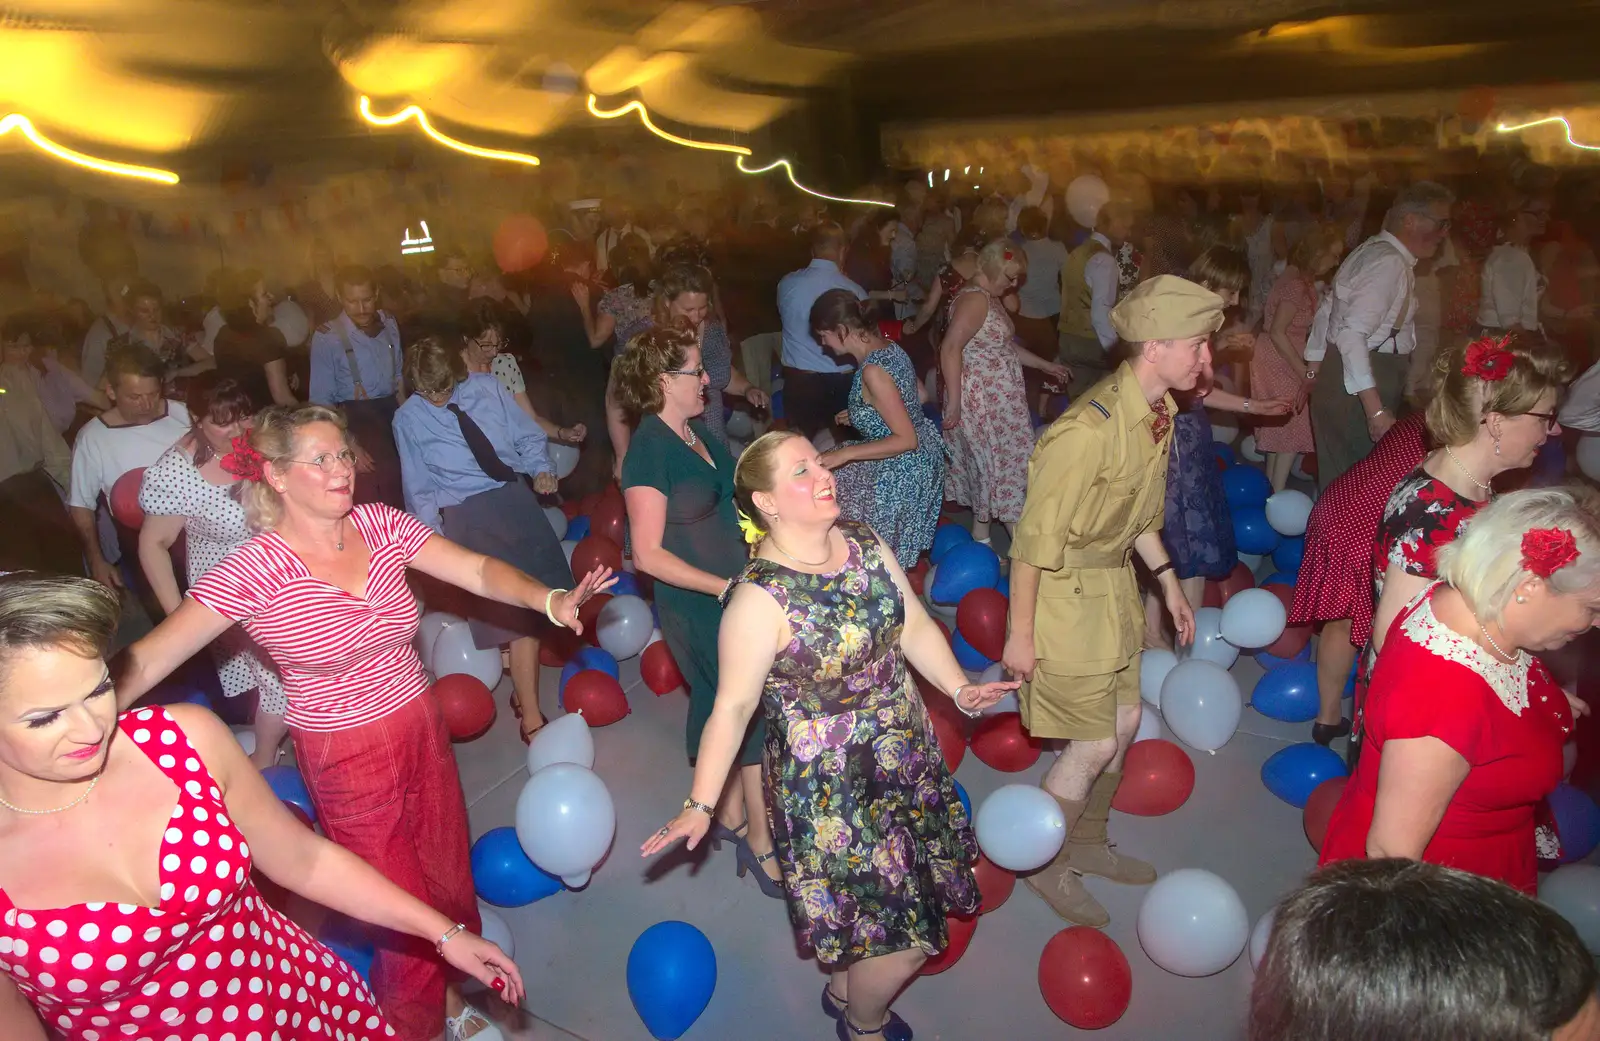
366;503;434;563
188;540;272;621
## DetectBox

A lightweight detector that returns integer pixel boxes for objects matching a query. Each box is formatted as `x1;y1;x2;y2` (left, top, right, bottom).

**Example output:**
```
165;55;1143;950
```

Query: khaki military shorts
1018;654;1141;741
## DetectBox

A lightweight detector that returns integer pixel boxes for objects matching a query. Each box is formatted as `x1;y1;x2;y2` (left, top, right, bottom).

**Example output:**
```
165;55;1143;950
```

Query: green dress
621;414;764;764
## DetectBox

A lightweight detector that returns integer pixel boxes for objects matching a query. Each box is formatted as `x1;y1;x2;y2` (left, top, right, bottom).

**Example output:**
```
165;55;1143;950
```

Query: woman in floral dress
644;432;1016;1041
939;240;1067;543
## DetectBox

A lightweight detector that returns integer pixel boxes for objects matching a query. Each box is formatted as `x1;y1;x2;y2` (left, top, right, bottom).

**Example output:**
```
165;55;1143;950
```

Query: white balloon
1249;907;1275;970
645;627;664;648
1264;490;1313;538
1133;707;1163;744
1239;434;1264;462
271;299;310;347
1137;868;1250;977
1219;588;1287;650
548;443;579;480
476;902;516;959
1065;174;1111;228
232;727;257;756
1578;435;1600;482
1211;416;1240;445
561;540;577;565
516;763;615;889
975;784;1067;872
1180;607;1239;669
1140;648;1178;708
432;619;503;689
596;594;653;660
543;506;568;541
417;611;463;673
1541;864;1600;954
526;712;595;774
726;410;754;440
1161;659;1243;752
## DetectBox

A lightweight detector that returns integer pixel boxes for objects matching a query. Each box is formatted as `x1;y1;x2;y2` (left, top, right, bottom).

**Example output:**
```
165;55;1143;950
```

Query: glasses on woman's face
1522;410;1561;432
284;450;357;473
665;367;705;379
471;335;503;355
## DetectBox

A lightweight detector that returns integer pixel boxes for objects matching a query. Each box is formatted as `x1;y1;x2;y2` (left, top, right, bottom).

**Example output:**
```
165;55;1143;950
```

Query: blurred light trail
358;96;541;167
0;113;178;184
1495;115;1599;152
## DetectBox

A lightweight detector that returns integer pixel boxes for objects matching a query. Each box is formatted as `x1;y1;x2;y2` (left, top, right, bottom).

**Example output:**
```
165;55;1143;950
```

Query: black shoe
1313;718;1352;747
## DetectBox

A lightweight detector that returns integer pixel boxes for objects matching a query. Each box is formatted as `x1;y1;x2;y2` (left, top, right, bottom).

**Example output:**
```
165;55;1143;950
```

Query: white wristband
545;588;569;627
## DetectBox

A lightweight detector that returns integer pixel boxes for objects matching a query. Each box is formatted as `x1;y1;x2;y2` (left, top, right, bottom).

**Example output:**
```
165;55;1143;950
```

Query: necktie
446;403;518;483
1149;399;1172;444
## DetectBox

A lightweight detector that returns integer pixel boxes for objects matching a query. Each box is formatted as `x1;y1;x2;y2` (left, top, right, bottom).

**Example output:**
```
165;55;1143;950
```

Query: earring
1493;438;1501;456
1516;595;1527;603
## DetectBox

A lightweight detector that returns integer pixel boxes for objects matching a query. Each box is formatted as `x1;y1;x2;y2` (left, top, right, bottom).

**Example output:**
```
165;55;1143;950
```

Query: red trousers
294;693;480;1041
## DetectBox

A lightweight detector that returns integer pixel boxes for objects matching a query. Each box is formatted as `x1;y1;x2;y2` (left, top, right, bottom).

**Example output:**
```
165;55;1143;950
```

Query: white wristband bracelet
545;588;569;627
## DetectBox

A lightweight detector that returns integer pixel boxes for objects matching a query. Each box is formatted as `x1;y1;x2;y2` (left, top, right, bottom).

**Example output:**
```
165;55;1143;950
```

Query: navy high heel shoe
709;819;746;852
836;1010;913;1041
821;983;848;1021
734;841;785;899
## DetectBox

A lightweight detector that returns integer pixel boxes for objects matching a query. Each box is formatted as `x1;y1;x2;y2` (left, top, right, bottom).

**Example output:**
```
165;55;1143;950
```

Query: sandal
837;1010;912;1041
735;842;785;900
821;982;848;1021
445;1003;505;1041
509;695;545;745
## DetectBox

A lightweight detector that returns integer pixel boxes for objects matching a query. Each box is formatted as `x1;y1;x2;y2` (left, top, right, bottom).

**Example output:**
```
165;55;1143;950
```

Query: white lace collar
1401;586;1530;716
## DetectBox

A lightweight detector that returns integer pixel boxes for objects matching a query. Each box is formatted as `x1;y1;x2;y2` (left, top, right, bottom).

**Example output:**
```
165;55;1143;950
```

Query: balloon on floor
1259;582;1311;658
1140;648;1178;708
1160;660;1243;752
952;778;972;819
262;764;315;821
1271;535;1305;575
1539;864;1600;954
1252;663;1319;723
526;711;595;774
1137;868;1250;977
578;593;613;646
626;921;717;1040
561;670;629;725
1039;926;1133;1029
598;594;654;660
1547;783;1600;863
548;442;580;480
1238;434;1265;463
919;913;978;975
1219;587;1287;649
1112;739;1195;816
565;515;592;542
975;784;1067;872
956;587;1009;661
1261;743;1349;808
641;641;685;696
476;902;516;960
1264;490;1313;537
417;610;463;671
1223;464;1272;510
543;505;568;541
432;673;496;740
1133;707;1163;743
1182;607;1239;669
432;618;504;689
318;917;374;985
1301;776;1347;853
973;854;1015;914
1248;907;1276;971
470;826;564;906
1232;507;1281;556
516;762;615;888
1201;562;1255;609
951;630;995;671
110;467;146;529
931;541;1001;604
930;523;972;565
561;646;620;691
590;491;628;547
571;534;623;578
970;712;1042;772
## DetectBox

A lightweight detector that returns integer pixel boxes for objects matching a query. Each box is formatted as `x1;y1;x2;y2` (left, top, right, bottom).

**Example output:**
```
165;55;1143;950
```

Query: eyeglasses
471;336;503;354
1523;410;1561;431
284;450;357;473
665;367;705;379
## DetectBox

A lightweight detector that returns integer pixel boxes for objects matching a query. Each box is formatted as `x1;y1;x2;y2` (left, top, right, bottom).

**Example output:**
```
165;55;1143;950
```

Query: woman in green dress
643;431;1018;1041
615;325;782;896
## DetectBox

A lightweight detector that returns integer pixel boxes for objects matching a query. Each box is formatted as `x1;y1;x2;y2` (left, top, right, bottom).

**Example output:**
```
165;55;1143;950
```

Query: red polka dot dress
0;707;394;1041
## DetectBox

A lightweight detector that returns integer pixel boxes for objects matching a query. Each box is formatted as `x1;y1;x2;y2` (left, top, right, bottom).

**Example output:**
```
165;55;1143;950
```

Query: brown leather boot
1023;793;1111;927
1065;771;1157;885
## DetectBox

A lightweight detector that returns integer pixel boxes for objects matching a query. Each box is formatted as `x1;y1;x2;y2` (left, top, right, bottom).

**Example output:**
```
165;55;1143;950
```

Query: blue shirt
309;312;404;404
776;258;865;374
392;373;554;532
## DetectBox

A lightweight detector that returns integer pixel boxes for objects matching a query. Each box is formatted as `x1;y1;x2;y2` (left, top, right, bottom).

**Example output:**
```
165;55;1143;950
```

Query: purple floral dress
734;521;978;965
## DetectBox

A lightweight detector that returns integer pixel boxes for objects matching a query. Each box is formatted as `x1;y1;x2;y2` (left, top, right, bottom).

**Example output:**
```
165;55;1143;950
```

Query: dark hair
1187;245;1251;297
458;297;509;344
103;343;165;385
809;288;872;340
610;325;695;419
810;221;848;257
1249;859;1596;1041
1;310;62;350
126;278;163;306
613;233;653;295
186;372;254;428
548;237;594;272
1017;206;1049;239
216;268;265;331
334;265;375;295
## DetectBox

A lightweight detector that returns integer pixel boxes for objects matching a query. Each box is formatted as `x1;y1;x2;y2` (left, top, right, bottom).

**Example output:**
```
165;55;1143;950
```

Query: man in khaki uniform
1004;275;1225;926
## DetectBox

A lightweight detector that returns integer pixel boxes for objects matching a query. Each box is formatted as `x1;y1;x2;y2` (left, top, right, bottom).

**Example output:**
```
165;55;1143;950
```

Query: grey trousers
1309;349;1409;490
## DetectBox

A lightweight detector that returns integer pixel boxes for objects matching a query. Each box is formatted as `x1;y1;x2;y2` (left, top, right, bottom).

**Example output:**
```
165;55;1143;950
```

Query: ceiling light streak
1495;115;1600;152
0;113;178;184
734;155;893;208
359;96;540;167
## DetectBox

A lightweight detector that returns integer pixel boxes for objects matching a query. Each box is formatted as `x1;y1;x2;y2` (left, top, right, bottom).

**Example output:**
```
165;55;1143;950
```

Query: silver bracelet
952;685;982;719
544;588;569;627
435;922;466;954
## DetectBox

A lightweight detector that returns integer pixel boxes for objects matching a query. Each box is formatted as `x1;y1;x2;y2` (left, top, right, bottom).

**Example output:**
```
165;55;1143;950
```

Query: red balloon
1260;583;1312;658
432;674;496;740
1300;453;1318;479
1203;561;1256;609
907;561;928;596
1112;739;1196;816
562;669;630;726
1303;775;1348;853
559;499;583;520
970;712;1042;772
919;913;977;975
1039;926;1133;1029
571;535;623;583
110;467;147;529
590;488;627;546
493;214;549;274
973;854;1015;914
641;640;685;696
956;588;1009;662
576;592;613;647
925;693;968;773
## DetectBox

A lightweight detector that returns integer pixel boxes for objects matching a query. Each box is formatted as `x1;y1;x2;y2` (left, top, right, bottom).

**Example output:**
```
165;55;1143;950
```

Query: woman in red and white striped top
113;405;613;1041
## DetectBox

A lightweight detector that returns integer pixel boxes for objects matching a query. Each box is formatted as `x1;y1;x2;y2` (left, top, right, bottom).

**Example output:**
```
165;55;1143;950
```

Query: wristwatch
683;798;715;816
1304;368;1317;380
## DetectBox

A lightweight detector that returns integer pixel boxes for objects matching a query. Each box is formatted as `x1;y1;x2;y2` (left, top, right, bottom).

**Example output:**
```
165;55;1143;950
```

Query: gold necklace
0;773;99;815
768;532;831;568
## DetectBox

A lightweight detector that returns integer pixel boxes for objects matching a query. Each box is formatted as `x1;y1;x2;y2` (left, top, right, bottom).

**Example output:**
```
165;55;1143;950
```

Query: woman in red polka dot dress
0;573;523;1041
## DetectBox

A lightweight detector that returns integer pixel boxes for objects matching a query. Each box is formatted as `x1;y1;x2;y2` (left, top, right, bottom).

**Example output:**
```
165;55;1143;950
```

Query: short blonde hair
1437;486;1600;624
1425;333;1569;447
404;335;467;398
732;430;806;539
977;238;1027;283
242;405;350;531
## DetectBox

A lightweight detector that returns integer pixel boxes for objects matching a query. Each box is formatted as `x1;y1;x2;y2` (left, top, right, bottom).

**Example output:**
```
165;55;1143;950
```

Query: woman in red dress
1319;487;1600;894
112;406;612;1041
0;573;523;1041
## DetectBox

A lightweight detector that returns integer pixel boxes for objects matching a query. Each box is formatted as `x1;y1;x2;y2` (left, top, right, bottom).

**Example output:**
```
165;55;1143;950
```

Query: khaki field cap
1111;275;1227;342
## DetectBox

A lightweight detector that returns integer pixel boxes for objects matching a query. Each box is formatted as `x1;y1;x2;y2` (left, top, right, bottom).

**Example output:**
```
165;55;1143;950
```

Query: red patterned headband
220;436;267;483
1522;528;1579;578
1462;334;1515;382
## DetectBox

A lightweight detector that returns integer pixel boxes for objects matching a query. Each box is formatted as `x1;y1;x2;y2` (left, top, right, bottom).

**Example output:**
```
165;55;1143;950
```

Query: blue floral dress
834;344;945;568
734;521;978;965
1162;397;1238;580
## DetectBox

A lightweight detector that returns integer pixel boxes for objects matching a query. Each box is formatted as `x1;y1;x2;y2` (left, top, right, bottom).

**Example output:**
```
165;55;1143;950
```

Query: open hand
439;932;525;1007
956;680;1021;713
548;567;619;632
1565;689;1590;719
641;808;710;857
1250;397;1295;417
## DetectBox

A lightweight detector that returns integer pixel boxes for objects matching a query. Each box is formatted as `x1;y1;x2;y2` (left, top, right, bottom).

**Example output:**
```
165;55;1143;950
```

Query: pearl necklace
1444;445;1493;494
0;773;99;815
681;424;698;449
1477;621;1521;663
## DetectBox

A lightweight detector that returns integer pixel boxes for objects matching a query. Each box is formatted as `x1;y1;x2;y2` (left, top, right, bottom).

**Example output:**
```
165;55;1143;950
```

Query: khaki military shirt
1011;362;1173;676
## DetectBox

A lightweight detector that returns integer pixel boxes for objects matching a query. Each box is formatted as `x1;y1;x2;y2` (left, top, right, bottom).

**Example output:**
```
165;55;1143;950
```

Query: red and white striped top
189;504;434;732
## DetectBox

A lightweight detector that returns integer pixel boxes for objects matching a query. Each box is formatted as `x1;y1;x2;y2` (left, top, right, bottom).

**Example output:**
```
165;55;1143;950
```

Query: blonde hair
1437;486;1600;625
610;326;696;420
732;430;806;540
241;404;350;531
403;335;466;398
1288;221;1340;274
0;573;119;685
977;238;1027;283
651;264;714;329
1425;334;1569;447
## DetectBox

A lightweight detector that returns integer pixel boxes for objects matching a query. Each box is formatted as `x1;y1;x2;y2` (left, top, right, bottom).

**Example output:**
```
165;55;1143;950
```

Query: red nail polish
492;978;505;991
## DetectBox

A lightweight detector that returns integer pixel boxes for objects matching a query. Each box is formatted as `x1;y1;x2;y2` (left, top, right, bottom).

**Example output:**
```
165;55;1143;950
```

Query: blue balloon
1261;743;1348;808
930;541;1000;605
930;523;973;566
951;630;994;671
953;779;972;820
560;647;620;696
771;389;785;419
627;921;717;1040
1255;642;1312;670
1272;535;1305;575
996;574;1010;600
1233;507;1281;555
319;917;374;984
1223;464;1273;509
566;515;592;542
1262;570;1298;587
262;765;315;822
1251;663;1320;723
1213;442;1237;466
922;402;941;425
609;572;642;599
1550;783;1600;863
471;826;564;906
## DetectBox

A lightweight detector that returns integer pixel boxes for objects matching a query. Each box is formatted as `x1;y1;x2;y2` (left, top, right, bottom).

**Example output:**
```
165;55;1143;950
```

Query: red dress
1319;587;1572;894
0;707;393;1040
1289;413;1428;642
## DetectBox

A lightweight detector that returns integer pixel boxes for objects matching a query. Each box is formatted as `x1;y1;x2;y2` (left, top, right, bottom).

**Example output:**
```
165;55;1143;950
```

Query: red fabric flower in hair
1462;335;1516;381
220;436;267;483
1522;527;1580;578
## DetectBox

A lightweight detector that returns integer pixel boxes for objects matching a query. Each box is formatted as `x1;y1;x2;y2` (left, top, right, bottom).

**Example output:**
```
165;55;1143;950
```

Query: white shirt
1018;237;1069;319
79;314;129;389
1085;232;1120;349
1326;231;1418;394
1559;359;1600;433
201;306;226;355
1478;244;1543;332
67;401;191;511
